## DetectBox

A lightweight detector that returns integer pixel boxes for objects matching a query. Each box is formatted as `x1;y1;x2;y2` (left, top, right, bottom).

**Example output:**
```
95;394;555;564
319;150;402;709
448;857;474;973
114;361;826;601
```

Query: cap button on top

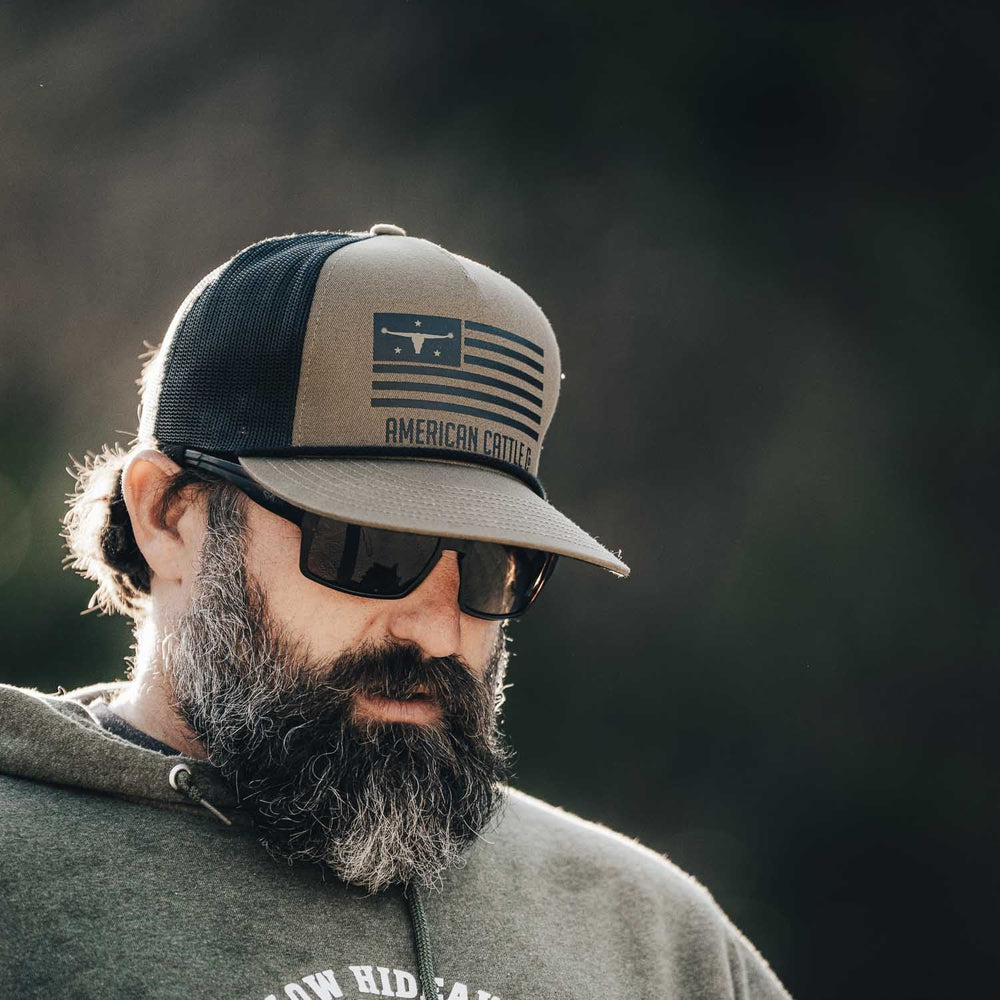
369;223;407;236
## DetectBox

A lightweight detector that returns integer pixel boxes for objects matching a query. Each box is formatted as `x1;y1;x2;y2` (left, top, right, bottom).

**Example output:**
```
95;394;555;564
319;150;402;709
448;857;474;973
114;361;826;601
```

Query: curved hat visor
239;456;630;577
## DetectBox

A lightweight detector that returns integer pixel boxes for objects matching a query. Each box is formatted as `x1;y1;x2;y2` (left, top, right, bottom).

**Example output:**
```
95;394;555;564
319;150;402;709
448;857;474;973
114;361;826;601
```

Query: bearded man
0;225;791;999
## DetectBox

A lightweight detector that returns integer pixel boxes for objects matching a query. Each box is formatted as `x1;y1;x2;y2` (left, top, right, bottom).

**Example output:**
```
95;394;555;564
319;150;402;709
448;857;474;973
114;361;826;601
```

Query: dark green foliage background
1;3;996;996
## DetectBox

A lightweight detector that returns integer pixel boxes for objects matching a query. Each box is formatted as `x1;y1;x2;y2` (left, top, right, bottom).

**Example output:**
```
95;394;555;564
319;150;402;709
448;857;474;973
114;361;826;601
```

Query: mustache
319;641;490;715
258;639;495;730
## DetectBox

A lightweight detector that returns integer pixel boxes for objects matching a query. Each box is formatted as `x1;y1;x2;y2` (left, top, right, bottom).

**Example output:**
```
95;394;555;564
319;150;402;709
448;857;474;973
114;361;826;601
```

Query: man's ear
122;449;203;587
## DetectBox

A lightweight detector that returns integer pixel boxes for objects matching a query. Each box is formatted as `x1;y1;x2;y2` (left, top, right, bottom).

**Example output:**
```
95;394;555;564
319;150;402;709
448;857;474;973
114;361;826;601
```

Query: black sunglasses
180;450;557;620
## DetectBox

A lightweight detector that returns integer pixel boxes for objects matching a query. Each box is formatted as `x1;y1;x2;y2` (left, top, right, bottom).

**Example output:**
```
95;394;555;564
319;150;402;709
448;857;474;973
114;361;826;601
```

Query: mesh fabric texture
153;232;369;452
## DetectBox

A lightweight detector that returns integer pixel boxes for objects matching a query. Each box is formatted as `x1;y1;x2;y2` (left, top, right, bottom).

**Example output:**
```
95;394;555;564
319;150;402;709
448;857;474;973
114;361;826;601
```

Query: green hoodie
0;682;791;999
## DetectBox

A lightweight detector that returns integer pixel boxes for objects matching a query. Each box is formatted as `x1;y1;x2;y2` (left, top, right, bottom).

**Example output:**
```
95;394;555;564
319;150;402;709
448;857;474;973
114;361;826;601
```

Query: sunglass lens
304;518;439;596
458;541;552;617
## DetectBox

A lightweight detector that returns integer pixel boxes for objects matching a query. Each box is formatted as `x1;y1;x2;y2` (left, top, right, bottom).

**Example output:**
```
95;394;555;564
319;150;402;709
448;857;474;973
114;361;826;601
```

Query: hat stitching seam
265;460;535;500
295;258;333;444
419;240;479;297
257;478;562;517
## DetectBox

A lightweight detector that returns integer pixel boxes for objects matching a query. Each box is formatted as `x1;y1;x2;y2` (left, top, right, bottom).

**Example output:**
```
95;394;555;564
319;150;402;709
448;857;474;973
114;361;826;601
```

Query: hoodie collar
0;682;238;811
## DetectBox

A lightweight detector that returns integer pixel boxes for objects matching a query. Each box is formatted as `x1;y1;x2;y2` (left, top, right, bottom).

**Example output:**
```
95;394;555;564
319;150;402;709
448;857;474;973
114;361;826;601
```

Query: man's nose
385;549;462;658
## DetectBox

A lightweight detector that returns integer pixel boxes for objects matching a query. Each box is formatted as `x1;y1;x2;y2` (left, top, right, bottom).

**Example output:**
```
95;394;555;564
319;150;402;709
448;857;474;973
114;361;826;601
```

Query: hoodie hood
0;681;239;814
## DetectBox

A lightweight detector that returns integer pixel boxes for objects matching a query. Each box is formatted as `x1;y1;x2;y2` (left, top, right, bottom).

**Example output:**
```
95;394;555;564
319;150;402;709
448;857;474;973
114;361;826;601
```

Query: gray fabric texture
0;682;792;999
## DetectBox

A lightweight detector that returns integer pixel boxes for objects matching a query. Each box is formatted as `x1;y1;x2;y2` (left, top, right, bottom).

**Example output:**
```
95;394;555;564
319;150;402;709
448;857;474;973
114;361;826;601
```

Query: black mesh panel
153;232;368;452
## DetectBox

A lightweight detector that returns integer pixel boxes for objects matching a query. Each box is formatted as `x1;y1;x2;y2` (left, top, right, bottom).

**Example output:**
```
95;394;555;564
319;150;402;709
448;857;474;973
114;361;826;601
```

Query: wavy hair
62;444;227;620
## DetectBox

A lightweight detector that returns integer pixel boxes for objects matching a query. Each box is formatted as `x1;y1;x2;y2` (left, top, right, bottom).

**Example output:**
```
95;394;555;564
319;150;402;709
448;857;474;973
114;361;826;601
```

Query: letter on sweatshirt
303;971;345;998
375;967;396;996
350;966;380;994
393;970;418;998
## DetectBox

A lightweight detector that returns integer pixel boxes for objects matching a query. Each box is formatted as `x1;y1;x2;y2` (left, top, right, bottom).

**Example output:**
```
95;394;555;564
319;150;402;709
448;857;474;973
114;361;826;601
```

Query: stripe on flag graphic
371;314;545;441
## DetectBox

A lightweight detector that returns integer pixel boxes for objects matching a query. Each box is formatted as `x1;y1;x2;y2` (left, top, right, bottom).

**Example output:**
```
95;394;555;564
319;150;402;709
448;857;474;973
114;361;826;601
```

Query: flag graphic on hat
371;315;545;442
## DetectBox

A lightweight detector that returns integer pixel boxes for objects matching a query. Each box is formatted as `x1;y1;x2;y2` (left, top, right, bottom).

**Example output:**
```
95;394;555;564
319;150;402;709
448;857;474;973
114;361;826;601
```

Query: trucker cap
138;225;629;576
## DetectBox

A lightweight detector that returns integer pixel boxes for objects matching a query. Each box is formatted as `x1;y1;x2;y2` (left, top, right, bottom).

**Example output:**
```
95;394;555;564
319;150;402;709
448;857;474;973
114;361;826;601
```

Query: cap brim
239;456;630;577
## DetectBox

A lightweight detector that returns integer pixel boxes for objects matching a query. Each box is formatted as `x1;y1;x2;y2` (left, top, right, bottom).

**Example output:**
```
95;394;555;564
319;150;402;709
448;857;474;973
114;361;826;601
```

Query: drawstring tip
199;798;234;826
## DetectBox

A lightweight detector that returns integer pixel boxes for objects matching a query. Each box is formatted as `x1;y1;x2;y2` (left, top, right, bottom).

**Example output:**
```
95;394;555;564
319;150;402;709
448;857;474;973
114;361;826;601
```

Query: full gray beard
162;488;512;892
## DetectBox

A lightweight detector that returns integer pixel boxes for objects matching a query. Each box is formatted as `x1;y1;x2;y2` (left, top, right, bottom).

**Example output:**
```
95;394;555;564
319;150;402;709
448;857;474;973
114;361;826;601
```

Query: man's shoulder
495;787;721;908
483;789;792;998
0;772;97;883
0;770;71;817
0;770;125;846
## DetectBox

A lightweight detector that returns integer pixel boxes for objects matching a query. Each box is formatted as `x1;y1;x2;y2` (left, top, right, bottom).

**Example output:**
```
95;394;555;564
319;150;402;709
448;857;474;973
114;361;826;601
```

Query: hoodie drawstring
168;765;437;996
168;763;232;826
404;882;438;1000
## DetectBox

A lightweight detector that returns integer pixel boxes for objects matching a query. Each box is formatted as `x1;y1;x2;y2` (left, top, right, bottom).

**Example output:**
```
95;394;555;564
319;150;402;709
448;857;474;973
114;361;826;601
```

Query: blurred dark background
1;2;997;996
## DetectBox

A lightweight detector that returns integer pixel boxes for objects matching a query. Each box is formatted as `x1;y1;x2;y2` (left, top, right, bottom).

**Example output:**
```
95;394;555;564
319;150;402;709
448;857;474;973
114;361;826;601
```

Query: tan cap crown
290;230;560;480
